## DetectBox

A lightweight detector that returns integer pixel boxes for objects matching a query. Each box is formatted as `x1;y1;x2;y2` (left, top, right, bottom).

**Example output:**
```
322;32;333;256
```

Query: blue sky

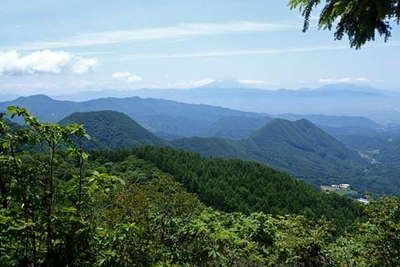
1;0;400;95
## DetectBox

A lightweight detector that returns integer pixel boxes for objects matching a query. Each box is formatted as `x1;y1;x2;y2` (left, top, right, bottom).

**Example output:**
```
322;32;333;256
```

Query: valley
2;93;399;196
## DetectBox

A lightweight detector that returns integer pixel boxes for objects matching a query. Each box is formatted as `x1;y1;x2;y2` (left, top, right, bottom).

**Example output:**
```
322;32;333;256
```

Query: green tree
0;107;93;266
289;0;400;48
329;197;400;266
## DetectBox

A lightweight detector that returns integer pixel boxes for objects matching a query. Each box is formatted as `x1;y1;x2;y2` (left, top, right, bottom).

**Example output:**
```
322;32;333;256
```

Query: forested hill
2;106;399;266
206;114;381;140
59;110;167;150
92;146;362;227
57;110;368;191
173;118;367;186
250;119;366;181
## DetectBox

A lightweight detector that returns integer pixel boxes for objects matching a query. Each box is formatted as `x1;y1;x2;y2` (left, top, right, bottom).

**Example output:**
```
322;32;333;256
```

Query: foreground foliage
1;107;399;266
290;0;400;48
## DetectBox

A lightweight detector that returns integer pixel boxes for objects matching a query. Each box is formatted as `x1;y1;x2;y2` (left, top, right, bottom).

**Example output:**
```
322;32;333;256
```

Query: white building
339;184;350;189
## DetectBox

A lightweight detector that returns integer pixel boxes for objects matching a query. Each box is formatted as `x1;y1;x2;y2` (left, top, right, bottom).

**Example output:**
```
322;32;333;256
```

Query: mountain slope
171;137;251;159
249;119;366;183
173;119;367;186
60;111;166;150
116;146;361;226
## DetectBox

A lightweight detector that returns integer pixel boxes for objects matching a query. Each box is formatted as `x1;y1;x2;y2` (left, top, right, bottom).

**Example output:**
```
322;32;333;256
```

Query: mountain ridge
173;118;367;186
59;110;167;150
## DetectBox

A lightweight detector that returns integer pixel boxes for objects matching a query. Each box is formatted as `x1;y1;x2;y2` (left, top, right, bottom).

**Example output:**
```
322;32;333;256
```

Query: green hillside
93;146;362;227
171;137;251;159
59;110;167;150
360;136;400;195
250;119;366;183
173;119;367;187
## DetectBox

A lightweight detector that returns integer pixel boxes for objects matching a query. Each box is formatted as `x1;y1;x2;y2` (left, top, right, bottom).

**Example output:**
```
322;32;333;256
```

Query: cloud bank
319;77;371;83
168;79;215;88
0;50;97;76
112;72;142;83
72;58;98;75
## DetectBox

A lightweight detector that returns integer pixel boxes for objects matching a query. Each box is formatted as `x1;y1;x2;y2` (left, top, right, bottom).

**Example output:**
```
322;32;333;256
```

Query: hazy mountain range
43;81;400;124
2;92;400;195
0;94;386;139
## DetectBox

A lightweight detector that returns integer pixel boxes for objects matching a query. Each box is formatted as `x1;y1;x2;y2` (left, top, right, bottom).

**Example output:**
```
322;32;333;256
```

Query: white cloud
168;79;215;88
0;50;97;76
72;58;98;74
0;50;71;75
319;77;371;83
11;21;299;50
239;80;267;84
112;72;142;83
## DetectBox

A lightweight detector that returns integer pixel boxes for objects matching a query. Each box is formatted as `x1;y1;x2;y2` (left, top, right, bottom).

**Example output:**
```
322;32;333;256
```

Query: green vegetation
173;119;367;187
56;110;368;190
93;146;362;228
59;110;167;150
334;189;359;197
290;0;400;48
2;107;400;266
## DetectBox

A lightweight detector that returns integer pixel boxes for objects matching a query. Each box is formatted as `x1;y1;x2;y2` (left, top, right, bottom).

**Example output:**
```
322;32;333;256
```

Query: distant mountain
207;116;272;139
310;83;384;96
0;94;20;102
173;119;367;186
275;114;381;129
56;81;398;124
198;79;246;89
109;82;400;124
2;95;79;123
206;114;381;140
0;95;262;137
60;111;166;150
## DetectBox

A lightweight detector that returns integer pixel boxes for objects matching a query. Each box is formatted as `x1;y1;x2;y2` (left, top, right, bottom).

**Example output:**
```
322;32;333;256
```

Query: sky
1;0;400;96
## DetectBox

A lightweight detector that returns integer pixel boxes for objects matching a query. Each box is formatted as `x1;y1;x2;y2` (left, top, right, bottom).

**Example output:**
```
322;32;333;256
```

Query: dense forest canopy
59;110;166;150
1;107;400;266
92;146;362;228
